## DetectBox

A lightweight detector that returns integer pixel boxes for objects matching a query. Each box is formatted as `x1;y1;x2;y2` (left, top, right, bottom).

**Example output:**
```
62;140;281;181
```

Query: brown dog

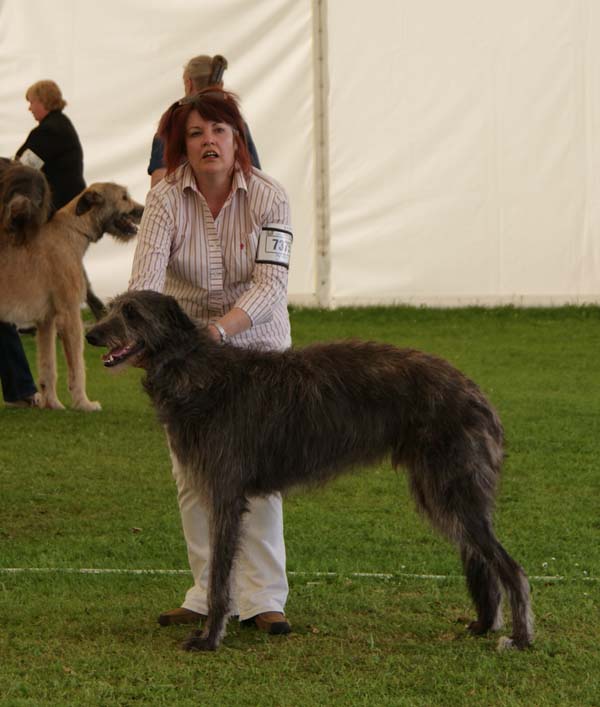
0;183;143;410
0;158;50;246
0;158;115;321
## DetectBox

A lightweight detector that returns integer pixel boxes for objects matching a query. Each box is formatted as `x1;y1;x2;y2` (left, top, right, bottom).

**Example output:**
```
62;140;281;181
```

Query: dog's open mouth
102;341;144;367
113;214;139;236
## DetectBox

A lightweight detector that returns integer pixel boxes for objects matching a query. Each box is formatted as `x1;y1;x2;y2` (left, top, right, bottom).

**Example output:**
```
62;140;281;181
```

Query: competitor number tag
256;224;293;268
19;149;45;170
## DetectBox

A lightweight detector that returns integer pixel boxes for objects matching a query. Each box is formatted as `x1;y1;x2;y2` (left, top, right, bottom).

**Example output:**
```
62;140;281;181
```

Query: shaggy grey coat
86;290;534;652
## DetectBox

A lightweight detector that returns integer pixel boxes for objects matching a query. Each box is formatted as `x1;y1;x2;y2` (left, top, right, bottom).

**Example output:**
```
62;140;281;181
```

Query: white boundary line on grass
0;567;597;582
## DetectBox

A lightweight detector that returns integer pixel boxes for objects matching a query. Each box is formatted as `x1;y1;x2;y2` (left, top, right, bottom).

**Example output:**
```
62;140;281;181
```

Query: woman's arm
207;307;252;343
217;191;291;337
15;124;53;166
129;188;175;292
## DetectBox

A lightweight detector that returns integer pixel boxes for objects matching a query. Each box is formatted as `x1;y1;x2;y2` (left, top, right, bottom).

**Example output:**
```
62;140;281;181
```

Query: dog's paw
181;630;218;652
497;635;532;651
467;620;489;636
497;636;516;651
74;400;102;412
40;397;66;410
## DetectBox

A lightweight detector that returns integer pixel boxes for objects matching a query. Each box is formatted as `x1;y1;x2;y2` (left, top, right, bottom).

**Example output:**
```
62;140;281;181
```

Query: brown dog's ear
75;189;104;215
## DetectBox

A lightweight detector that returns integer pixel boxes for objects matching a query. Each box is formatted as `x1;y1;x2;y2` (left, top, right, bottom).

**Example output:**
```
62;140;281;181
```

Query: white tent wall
326;0;600;306
0;0;317;304
2;1;600;308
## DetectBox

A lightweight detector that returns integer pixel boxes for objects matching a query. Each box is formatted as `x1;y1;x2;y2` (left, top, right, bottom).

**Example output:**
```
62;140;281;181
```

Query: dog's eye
123;303;138;321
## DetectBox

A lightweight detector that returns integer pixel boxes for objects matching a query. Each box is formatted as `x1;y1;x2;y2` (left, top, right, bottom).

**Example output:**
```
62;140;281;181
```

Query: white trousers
169;444;289;620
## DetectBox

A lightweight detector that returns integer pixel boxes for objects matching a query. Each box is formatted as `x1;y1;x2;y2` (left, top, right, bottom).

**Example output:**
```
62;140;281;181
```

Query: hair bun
209;55;228;85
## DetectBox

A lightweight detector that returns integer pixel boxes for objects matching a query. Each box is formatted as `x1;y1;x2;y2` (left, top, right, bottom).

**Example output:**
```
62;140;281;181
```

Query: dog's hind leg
405;451;533;649
182;494;248;652
58;307;101;412
460;544;504;635
487;541;533;650
459;514;533;650
458;516;533;649
83;268;106;321
450;514;533;649
36;316;65;409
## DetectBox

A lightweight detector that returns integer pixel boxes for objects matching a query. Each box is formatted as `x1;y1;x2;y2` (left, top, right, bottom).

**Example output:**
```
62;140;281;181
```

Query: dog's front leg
59;307;101;412
182;495;247;652
36;316;65;409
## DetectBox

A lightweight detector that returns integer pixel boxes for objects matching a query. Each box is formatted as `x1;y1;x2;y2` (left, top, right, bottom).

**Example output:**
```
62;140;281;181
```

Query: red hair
158;88;252;177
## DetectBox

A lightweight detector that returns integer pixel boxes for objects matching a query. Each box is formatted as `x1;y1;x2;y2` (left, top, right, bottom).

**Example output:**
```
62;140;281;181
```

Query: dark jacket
16;110;85;212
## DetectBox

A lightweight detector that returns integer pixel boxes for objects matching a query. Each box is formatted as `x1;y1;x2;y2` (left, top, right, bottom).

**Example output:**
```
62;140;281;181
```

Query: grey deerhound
86;290;534;653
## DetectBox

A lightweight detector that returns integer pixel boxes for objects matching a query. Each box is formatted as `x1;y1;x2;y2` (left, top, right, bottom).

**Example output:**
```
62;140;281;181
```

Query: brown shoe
5;393;40;409
252;612;291;635
158;607;205;626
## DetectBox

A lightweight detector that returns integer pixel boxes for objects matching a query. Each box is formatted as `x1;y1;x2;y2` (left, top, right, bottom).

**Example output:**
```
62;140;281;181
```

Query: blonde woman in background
16;80;85;214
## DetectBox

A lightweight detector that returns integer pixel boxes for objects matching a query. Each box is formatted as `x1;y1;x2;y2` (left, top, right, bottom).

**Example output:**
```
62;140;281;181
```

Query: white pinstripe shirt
129;163;292;351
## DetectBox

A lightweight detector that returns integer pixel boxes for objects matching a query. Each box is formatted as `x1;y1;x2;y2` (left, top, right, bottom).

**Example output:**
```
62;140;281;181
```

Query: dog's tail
396;402;533;649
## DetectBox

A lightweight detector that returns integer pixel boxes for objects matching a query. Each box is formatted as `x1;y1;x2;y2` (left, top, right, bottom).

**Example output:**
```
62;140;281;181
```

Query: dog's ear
163;295;196;332
76;189;105;216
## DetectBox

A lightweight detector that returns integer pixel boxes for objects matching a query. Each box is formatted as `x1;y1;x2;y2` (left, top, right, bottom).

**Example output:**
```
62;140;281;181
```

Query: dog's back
0;212;86;325
148;331;504;505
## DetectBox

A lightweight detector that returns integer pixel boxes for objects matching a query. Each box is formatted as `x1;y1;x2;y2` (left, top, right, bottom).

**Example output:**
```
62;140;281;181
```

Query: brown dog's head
86;290;197;370
73;182;144;242
0;160;50;245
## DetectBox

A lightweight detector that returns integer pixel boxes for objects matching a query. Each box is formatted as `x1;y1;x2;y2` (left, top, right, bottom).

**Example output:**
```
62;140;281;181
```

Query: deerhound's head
86;290;197;369
0;160;50;244
73;182;144;242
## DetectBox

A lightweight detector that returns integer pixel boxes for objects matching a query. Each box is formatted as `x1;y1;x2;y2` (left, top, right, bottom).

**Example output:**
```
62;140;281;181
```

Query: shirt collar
231;167;248;194
181;162;248;196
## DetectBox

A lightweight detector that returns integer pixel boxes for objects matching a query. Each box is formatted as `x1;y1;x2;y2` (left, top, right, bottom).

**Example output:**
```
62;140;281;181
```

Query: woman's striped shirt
129;162;292;351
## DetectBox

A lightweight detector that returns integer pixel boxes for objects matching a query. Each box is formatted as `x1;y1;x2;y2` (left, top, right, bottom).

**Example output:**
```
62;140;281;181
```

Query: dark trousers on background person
0;322;37;403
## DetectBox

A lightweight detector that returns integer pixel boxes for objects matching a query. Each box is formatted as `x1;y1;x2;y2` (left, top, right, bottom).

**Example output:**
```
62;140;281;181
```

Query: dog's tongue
102;345;130;363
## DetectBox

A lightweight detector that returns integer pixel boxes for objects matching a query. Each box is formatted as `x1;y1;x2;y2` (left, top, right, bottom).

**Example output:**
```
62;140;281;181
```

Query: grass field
1;306;599;706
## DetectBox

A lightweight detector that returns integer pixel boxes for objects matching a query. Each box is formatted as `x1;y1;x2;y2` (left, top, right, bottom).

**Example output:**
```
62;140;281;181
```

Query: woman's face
185;109;236;182
27;96;49;122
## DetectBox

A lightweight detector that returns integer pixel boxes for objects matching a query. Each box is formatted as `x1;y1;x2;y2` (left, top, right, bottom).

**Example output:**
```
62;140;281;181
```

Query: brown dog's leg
36;316;64;410
86;289;107;322
58;307;101;412
83;267;107;321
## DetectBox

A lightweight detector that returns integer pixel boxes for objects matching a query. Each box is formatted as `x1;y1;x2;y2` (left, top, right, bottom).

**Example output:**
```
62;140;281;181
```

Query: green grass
1;306;599;706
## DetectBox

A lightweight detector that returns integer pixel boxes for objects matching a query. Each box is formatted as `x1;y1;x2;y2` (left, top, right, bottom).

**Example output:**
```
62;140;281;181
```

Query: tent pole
312;0;331;308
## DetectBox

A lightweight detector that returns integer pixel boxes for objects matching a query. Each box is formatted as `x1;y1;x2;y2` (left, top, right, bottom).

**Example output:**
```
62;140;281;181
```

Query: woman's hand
208;308;252;344
207;324;224;344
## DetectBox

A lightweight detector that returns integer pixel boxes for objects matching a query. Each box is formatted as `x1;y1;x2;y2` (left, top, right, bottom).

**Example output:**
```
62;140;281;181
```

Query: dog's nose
85;330;101;346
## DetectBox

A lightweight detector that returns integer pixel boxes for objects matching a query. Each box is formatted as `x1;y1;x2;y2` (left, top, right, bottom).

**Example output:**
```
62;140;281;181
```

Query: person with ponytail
148;54;260;186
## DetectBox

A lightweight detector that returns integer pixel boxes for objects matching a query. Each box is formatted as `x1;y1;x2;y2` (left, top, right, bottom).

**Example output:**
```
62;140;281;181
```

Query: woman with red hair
130;88;293;636
147;54;260;186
